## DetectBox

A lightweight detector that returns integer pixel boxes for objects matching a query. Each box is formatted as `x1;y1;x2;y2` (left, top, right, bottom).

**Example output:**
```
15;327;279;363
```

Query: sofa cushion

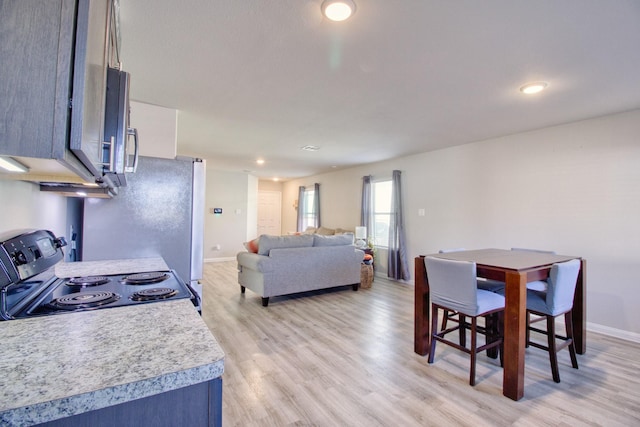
258;234;314;256
313;234;354;247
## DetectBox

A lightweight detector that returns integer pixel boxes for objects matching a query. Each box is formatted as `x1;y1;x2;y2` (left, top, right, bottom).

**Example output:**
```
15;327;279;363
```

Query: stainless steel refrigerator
82;156;205;304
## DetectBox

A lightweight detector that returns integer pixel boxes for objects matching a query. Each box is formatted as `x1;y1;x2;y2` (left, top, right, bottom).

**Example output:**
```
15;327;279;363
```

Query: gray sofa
237;234;364;306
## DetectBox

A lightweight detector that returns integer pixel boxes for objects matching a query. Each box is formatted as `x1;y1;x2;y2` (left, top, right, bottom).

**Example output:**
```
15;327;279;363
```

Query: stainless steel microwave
103;67;139;187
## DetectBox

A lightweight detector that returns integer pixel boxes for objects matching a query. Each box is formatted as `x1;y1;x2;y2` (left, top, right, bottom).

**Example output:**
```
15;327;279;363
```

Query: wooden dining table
414;248;586;401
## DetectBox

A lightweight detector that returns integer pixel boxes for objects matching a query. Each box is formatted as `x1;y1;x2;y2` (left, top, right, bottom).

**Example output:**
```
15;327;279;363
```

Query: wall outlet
214;244;221;250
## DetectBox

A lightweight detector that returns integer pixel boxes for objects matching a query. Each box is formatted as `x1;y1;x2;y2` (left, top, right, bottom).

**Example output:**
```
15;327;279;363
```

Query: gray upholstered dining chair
522;258;581;383
425;256;505;386
437;249;504;338
511;248;556;292
440;248;505;292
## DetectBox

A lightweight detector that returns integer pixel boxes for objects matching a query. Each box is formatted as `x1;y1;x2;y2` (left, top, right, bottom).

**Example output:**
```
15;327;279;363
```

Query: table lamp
355;226;367;248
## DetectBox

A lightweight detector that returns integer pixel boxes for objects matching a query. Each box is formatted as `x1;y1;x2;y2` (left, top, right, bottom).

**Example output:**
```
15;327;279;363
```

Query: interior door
257;191;282;236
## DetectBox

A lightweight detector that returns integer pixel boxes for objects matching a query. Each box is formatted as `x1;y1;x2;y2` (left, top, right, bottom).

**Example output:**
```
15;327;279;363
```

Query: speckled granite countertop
55;257;170;278
0;299;225;427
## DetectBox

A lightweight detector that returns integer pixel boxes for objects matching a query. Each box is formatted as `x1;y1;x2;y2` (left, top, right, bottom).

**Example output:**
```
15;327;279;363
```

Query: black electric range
0;230;199;320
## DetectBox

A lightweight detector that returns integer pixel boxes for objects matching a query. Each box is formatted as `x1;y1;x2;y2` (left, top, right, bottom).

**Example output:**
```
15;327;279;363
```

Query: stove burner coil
131;288;178;301
66;276;109;287
49;291;120;310
122;272;169;285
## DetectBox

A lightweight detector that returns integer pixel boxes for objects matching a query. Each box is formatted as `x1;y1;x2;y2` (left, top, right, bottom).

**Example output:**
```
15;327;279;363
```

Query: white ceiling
119;0;640;181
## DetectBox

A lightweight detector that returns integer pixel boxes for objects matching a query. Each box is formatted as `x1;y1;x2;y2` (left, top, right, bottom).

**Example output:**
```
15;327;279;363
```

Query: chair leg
441;309;450;330
469;317;477;386
428;305;439;364
525;311;530;348
565;311;579;369
546;315;561;383
485;314;497;359
459;314;467;347
498;312;504;368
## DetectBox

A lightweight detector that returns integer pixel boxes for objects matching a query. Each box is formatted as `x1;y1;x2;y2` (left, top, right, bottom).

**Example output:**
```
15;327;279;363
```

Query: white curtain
388;170;410;280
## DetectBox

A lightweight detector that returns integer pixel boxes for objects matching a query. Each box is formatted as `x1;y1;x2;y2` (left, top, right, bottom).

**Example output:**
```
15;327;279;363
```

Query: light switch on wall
418;208;425;216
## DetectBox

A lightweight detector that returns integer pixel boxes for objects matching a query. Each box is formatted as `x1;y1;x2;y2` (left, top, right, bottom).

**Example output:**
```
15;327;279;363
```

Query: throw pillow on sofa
243;238;259;253
334;228;355;235
315;226;335;235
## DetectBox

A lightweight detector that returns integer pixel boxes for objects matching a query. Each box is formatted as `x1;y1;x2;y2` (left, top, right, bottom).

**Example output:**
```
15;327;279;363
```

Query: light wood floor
201;261;640;426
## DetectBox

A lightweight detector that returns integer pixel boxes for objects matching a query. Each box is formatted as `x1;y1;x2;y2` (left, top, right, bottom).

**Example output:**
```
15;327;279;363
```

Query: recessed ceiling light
519;81;548;94
273;177;279;182
321;0;356;22
256;159;265;165
301;145;320;152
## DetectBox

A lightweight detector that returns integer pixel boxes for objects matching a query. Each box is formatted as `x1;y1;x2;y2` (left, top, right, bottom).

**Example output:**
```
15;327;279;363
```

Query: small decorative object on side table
363;248;374;267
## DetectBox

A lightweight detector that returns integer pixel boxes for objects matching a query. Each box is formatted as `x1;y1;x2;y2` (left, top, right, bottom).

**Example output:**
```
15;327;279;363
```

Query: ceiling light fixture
0;156;29;173
321;0;356;22
519;81;548;94
301;145;320;152
256;159;265;165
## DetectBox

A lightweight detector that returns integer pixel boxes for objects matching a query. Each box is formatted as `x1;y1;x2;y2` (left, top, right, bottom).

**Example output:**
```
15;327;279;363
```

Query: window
372;180;392;247
300;188;317;231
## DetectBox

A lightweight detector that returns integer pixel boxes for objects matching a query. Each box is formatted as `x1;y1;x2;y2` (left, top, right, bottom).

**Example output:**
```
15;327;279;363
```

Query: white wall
282;109;640;336
246;175;258;240
130;101;178;159
203;170;256;260
0;180;68;237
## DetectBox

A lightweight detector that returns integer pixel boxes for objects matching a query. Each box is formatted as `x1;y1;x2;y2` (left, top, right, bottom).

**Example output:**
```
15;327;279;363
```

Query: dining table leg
573;259;587;354
414;256;430;356
503;271;527;401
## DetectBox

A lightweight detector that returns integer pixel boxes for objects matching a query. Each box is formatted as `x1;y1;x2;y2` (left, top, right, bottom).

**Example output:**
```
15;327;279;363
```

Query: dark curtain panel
313;183;321;228
296;185;305;232
360;175;372;241
388;170;410;280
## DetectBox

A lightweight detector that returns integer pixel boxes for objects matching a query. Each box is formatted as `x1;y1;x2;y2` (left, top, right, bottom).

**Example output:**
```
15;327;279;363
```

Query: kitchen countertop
55;257;170;278
0;299;225;426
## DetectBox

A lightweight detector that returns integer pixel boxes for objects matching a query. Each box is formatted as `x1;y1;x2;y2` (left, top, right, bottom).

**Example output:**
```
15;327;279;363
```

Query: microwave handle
125;127;139;173
100;137;117;172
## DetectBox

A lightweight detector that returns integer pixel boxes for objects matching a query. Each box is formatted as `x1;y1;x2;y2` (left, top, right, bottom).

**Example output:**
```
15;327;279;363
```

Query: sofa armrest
237;252;273;273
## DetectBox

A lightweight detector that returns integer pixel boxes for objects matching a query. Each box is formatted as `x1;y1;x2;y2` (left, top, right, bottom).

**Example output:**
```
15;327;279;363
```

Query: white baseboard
586;322;640;344
204;257;236;263
552;318;640;344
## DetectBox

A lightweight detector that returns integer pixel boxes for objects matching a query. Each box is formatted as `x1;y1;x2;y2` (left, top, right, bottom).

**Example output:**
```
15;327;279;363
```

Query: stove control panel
0;230;66;286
